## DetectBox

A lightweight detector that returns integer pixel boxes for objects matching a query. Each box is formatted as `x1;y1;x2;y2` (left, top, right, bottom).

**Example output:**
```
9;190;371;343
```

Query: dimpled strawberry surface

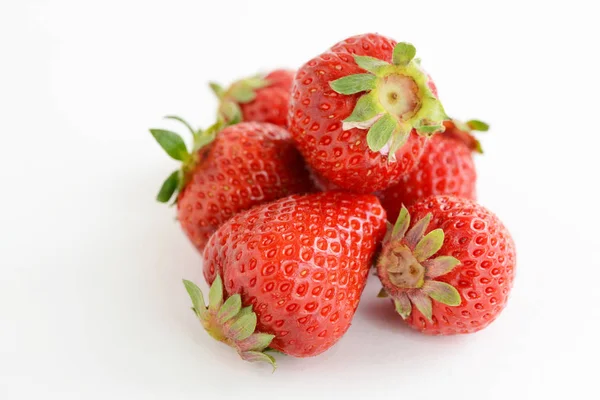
203;191;387;357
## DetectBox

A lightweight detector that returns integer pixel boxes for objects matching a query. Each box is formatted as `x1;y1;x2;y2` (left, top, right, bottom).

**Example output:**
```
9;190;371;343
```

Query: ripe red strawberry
288;33;448;193
184;191;387;366
376;195;516;335
150;119;312;251
378;119;489;222
211;69;294;127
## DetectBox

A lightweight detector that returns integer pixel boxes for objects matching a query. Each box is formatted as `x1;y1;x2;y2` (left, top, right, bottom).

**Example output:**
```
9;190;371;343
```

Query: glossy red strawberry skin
405;196;516;335
288;34;429;193
177;122;313;252
378;123;477;222
240;69;294;127
203;192;387;357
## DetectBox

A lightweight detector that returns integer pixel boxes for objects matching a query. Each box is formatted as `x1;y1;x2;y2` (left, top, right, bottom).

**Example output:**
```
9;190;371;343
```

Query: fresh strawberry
210;69;295;127
288;33;448;193
378;119;489;222
150;119;312;251
184;191;387;366
376;195;515;335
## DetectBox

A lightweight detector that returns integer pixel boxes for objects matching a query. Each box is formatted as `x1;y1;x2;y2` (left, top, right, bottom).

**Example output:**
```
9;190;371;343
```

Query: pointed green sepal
392;42;417;66
423;256;460;278
156;170;180;203
391;206;410;240
183;276;278;369
422;280;461;306
414;229;444;262
150;129;189;161
208;275;223;312
330;73;378;95
342;92;385;130
354;55;391;73
216;294;242;324
367;113;397;151
209;82;226;99
408;290;433;321
405;213;432;249
183;279;208;320
466;119;490;131
394;293;412;319
240;351;277;371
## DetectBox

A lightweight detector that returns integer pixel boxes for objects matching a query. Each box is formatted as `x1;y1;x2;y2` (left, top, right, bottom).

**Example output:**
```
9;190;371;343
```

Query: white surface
1;1;598;398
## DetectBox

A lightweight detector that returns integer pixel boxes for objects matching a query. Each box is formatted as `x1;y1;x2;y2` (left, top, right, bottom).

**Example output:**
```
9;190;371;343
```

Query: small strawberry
288;33;448;193
378;119;489;222
150;119;312;251
184;191;387;366
376;195;516;335
210;69;295;127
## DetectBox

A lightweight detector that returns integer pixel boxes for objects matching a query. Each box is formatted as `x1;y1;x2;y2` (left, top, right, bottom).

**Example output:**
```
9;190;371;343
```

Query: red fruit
288;33;448;192
150;120;312;251
211;69;295;127
378;119;489;221
184;192;387;366
376;195;516;335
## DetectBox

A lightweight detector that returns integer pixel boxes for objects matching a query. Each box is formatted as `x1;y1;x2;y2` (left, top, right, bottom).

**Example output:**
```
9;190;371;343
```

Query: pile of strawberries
151;33;516;369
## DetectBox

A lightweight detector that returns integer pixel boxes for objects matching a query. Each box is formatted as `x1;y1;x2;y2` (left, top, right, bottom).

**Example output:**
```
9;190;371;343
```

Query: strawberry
378;119;489;222
376;195;516;335
210;69;295;127
288;33;448;193
184;191;387;366
150;119;312;251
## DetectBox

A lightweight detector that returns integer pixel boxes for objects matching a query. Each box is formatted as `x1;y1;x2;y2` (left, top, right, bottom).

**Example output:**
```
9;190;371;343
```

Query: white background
1;1;599;398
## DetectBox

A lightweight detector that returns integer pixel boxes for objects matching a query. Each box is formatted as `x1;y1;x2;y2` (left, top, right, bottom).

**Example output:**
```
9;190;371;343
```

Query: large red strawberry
150;119;312;251
378;119;489;222
210;69;294;127
288;33;448;193
376;195;516;335
184;191;387;367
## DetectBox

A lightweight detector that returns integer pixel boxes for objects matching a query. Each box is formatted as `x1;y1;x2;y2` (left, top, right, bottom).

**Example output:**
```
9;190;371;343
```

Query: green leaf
156;170;180;203
386;126;411;162
393;42;417;66
164;115;195;137
394;293;412;319
329;73;377;95
422;280;461;306
408;290;432;321
216;294;242;324
414;229;445;262
244;76;270;89
236;306;253;318
353;55;390;73
230;313;257;341
229;83;256;103
208;275;223;312
342;92;385;130
467;119;490;131
391;206;411;240
150;129;189;161
416;124;444;135
219;101;242;125
183;280;208;320
423;256;461;278
405;213;432;249
240;351;277;370
239;333;275;352
209;82;225;99
367;113;397;152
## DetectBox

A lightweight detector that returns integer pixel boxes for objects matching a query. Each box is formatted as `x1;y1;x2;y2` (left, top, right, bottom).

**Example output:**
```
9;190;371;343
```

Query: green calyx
377;206;461;322
329;42;449;161
210;75;271;125
183;276;277;370
447;118;490;154
150;116;222;204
